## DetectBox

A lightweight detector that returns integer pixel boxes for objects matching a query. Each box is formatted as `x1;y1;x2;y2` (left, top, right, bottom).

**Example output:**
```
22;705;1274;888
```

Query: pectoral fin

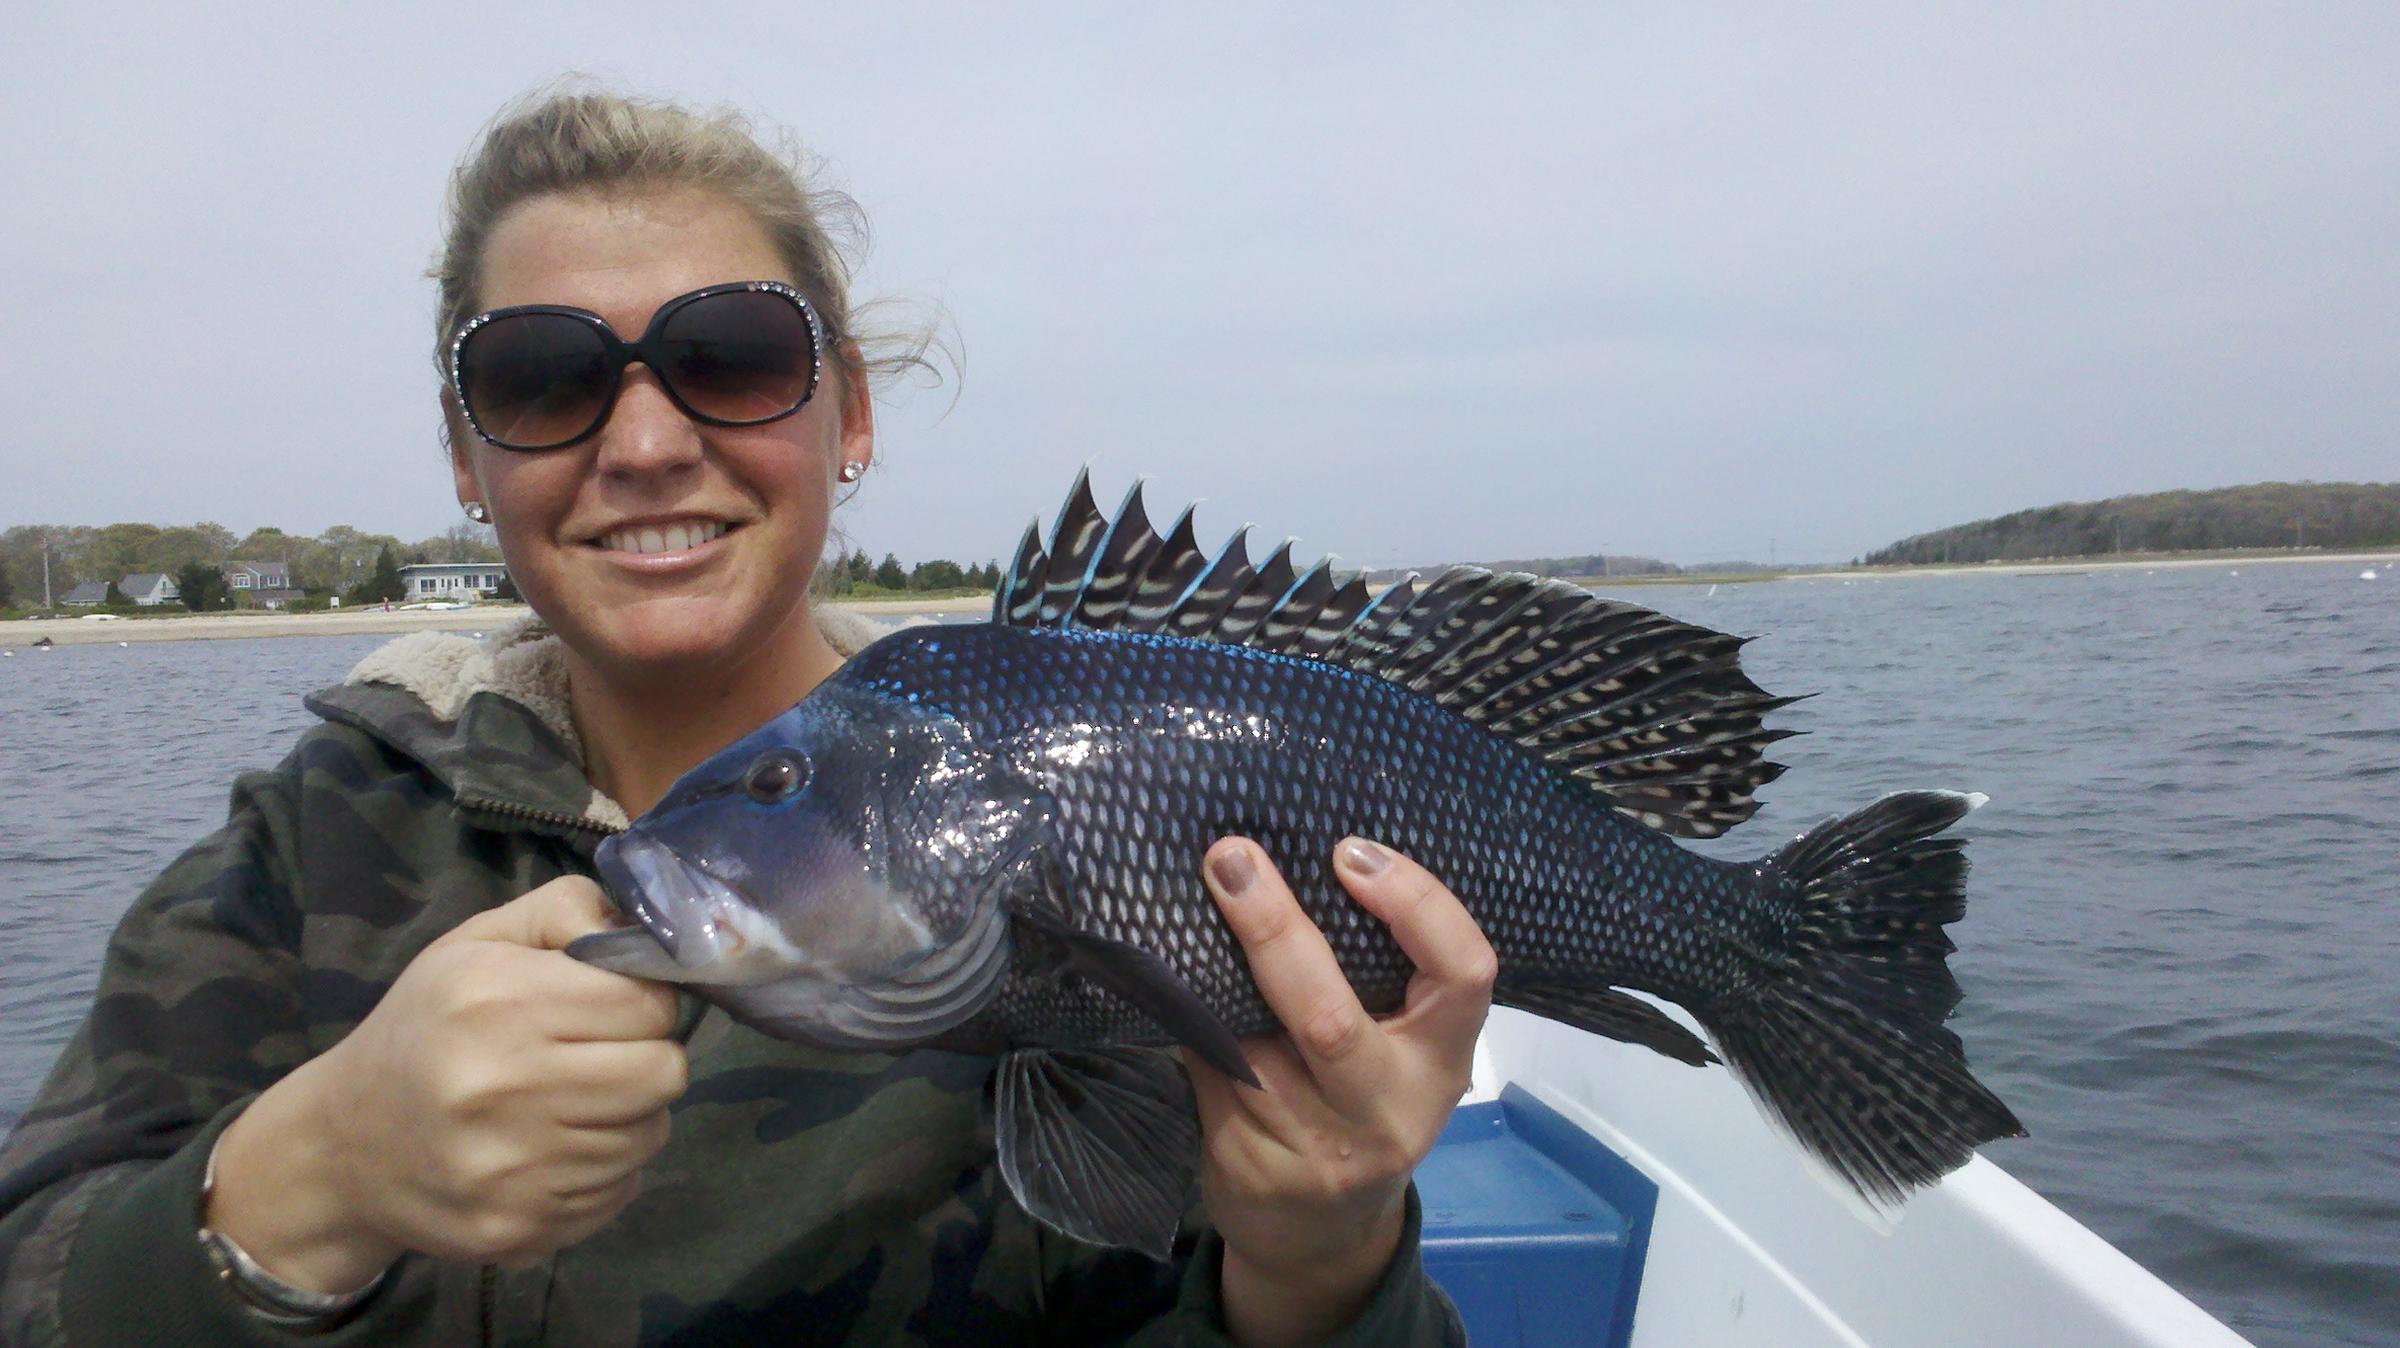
995;1047;1199;1259
1011;898;1258;1088
564;927;699;983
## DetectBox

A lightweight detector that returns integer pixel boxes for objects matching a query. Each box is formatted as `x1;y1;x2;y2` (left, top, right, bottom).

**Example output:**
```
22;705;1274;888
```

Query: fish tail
1709;789;2025;1213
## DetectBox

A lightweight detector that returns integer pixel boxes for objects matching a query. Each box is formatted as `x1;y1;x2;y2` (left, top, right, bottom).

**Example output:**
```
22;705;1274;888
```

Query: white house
399;562;511;601
118;573;181;607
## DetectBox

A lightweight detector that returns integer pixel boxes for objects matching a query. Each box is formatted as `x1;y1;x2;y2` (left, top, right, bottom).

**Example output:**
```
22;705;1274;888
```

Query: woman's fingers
449;875;619;951
1331;837;1497;1065
1202;838;1396;1114
549;1040;690;1125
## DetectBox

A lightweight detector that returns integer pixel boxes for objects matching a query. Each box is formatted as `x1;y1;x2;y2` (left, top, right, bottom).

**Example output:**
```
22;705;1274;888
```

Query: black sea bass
570;474;2024;1255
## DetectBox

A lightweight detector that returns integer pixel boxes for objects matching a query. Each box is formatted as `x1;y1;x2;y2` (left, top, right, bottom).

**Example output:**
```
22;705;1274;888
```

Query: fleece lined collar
306;607;896;831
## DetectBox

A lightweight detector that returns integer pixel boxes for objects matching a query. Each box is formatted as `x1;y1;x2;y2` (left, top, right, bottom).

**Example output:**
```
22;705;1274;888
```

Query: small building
224;560;305;609
399;562;511;602
61;581;111;607
118;573;181;607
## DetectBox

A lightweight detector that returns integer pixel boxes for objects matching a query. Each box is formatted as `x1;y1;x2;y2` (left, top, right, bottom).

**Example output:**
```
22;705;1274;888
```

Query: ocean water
2;562;2394;1345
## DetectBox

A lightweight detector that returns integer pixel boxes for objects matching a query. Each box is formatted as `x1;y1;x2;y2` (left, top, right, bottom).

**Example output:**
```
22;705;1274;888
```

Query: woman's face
449;187;871;688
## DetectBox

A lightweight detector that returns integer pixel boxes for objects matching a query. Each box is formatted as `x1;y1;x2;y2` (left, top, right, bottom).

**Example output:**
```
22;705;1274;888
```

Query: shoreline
4;550;2387;649
1560;547;2397;588
0;595;996;649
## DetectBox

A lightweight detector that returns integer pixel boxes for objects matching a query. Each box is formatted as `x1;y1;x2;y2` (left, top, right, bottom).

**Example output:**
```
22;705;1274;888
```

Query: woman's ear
442;388;484;511
836;346;875;475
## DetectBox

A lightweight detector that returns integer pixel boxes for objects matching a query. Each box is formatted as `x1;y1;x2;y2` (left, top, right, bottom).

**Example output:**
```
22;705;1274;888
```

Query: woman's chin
570;595;812;685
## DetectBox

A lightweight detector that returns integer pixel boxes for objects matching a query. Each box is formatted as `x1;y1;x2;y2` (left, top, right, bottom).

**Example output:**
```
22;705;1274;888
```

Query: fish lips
593;831;746;970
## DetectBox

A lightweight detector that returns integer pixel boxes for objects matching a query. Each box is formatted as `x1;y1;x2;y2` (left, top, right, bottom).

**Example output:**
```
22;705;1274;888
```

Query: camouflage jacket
0;614;1462;1346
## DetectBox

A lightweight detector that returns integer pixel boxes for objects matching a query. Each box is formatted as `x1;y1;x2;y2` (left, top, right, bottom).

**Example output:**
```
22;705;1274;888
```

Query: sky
4;5;2393;567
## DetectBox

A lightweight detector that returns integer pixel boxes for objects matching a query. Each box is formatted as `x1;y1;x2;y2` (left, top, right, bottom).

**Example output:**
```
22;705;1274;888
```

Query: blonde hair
432;84;938;397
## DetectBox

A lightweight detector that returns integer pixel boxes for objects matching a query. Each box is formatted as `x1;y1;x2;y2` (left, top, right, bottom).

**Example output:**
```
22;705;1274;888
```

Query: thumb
449;876;624;952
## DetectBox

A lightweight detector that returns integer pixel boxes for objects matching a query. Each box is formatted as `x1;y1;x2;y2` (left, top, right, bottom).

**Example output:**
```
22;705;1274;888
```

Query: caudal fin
1708;790;2025;1212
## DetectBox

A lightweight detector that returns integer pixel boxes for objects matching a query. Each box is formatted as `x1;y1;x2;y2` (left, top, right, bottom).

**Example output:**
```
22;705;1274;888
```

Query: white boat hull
1421;1007;2252;1347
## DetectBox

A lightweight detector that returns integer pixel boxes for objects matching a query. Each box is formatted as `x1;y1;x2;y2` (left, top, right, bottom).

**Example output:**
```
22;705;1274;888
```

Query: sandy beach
0;595;994;648
5;550;2387;649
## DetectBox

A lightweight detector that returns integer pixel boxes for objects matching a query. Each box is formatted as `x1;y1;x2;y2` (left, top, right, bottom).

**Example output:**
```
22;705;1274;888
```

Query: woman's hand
207;877;687;1290
1187;837;1494;1348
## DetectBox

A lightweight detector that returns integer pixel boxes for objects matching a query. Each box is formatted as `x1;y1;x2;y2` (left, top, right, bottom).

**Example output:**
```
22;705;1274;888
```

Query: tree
88;524;163;586
0;563;13;609
347;545;406;605
874;553;906;589
234;527;292;560
845;549;873;584
415;523;502;565
103;580;130;607
910;559;966;591
176;562;230;612
493;572;521;602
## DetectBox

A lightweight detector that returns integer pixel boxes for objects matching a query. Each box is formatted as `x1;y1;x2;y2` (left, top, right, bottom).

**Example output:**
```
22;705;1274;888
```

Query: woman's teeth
602;520;728;555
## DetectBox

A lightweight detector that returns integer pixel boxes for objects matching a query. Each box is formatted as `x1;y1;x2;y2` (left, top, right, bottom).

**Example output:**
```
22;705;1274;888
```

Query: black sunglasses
449;281;825;451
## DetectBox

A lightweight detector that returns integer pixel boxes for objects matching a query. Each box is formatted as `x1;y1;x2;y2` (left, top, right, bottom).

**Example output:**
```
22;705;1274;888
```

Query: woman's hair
432;84;938;399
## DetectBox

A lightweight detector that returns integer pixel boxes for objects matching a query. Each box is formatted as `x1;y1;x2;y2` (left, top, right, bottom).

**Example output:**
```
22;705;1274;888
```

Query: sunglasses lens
458;313;615;449
656;290;818;424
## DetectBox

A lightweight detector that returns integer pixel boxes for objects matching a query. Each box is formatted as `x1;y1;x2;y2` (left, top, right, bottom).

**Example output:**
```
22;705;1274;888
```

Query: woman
0;91;1485;1346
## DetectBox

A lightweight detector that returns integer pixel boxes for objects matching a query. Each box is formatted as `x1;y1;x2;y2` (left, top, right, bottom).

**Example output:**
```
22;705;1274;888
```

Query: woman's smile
582;514;745;574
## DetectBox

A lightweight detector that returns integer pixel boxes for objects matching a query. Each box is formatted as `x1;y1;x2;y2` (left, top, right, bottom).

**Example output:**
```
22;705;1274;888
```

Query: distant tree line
815;548;1001;596
0;521;502;612
1863;482;2400;566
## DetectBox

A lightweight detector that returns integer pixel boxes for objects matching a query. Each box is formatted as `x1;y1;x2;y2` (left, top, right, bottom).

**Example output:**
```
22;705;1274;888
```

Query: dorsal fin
993;477;1798;837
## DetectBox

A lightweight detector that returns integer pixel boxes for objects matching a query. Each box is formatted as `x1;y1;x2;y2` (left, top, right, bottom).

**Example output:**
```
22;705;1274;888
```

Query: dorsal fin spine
991;476;1798;838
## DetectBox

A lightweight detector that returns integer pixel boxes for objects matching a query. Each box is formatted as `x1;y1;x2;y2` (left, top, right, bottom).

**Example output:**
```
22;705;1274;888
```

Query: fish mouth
595;832;764;971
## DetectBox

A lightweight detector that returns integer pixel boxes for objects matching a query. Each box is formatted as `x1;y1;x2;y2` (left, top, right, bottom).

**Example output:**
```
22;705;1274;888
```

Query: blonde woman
0;90;1483;1346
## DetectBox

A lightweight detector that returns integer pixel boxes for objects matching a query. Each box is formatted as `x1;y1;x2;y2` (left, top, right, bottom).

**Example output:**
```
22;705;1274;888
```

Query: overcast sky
5;5;2393;566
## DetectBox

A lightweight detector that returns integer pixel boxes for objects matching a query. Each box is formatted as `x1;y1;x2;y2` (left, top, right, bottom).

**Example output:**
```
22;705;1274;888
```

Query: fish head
578;677;1034;1049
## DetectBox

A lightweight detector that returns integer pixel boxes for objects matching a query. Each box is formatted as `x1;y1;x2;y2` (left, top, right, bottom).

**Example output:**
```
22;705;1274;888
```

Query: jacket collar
307;607;897;832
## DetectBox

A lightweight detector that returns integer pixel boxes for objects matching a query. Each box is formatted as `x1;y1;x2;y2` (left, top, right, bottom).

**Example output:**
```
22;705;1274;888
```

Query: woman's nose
595;367;705;476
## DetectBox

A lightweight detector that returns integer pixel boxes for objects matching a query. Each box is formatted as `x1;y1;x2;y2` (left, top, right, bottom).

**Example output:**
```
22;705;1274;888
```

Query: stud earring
463;502;491;523
838;461;865;484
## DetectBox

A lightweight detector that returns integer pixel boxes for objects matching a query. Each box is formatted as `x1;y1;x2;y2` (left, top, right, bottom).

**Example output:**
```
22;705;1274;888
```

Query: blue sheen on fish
570;472;2025;1257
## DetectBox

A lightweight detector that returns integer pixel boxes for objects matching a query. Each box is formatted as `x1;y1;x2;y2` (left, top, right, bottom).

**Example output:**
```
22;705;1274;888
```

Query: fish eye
743;751;810;804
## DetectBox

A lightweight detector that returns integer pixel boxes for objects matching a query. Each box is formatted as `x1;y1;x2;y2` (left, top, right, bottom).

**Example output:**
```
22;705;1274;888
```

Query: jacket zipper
480;1264;496;1347
462;796;618;1347
457;796;625;836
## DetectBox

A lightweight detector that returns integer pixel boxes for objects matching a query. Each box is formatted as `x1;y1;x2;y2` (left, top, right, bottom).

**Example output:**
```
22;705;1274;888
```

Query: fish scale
579;473;2023;1254
849;622;1763;1050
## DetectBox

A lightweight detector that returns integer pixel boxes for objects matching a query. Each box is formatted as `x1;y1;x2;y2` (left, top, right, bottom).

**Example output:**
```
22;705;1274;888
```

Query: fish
569;472;2025;1256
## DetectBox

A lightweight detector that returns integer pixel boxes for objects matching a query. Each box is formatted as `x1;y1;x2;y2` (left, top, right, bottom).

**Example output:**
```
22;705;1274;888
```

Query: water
3;564;2395;1344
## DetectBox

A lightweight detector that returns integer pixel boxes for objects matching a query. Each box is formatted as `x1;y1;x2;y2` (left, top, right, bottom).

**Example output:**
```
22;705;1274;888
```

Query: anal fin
1498;981;1717;1066
996;1047;1200;1260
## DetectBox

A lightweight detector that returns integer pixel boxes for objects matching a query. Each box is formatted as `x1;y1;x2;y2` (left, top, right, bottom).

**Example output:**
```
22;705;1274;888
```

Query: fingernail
1338;837;1391;876
1208;849;1256;898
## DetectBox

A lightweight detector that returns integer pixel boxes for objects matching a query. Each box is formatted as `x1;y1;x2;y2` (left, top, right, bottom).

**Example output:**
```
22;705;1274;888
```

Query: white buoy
119;641;129;647
2365;569;2381;581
